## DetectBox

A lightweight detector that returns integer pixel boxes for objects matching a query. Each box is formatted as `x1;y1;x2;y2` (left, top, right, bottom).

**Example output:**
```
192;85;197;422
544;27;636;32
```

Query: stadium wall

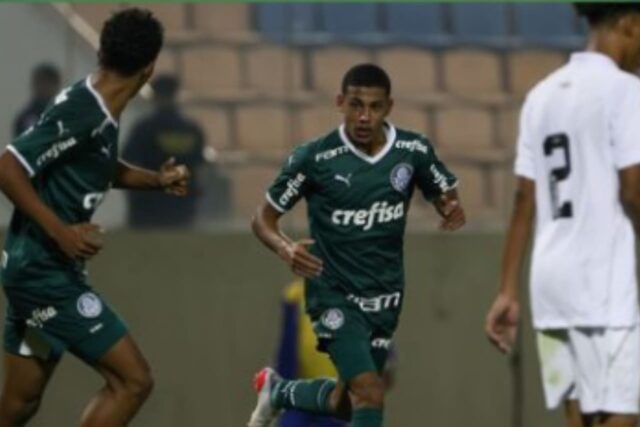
0;231;563;426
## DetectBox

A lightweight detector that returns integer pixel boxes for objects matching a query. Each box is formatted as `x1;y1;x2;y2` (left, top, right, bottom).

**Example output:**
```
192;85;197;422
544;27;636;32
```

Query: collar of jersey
338;122;397;165
85;76;118;128
570;52;618;70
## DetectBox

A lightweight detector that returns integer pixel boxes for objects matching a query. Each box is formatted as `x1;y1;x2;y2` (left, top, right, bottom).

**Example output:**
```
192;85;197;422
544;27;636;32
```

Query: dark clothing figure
13;99;50;138
123;106;205;228
13;63;62;137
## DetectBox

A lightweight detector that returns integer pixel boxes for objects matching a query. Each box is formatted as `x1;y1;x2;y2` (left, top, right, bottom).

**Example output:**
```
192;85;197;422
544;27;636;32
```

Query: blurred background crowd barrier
0;2;586;232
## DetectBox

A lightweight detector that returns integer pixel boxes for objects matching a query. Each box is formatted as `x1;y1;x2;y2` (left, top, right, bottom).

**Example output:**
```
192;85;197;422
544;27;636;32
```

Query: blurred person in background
123;74;211;228
276;278;396;427
486;3;640;427
0;8;189;426
13;63;61;137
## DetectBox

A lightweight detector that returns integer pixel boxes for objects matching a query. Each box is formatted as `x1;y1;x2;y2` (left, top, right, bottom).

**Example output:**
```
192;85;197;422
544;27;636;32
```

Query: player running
0;8;189;426
486;4;640;427
249;64;465;427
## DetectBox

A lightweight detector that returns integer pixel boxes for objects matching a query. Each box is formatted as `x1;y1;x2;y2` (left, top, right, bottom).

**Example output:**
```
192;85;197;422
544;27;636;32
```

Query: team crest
321;309;345;331
390;163;414;193
77;292;103;319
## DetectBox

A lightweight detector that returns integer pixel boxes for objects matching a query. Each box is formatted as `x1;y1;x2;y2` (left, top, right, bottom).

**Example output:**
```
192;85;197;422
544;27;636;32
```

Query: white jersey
516;52;640;329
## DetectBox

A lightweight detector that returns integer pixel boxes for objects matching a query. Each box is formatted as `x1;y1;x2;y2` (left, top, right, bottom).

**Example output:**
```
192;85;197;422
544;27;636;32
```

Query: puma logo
334;173;352;187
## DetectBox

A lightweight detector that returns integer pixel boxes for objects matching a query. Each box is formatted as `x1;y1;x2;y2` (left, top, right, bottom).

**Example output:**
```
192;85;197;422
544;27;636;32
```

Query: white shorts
536;327;640;414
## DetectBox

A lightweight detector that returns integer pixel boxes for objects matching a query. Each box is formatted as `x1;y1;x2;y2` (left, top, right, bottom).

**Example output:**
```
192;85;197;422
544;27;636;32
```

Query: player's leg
248;306;363;427
328;336;388;427
0;302;61;426
79;334;153;427
598;413;637;427
0;353;58;426
564;400;595;427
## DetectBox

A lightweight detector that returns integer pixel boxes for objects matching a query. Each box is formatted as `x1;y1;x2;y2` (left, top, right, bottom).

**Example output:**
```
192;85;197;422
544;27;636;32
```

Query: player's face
338;86;393;146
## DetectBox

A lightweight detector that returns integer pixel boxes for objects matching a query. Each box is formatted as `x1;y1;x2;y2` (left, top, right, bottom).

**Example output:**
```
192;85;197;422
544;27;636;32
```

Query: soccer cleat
247;367;282;427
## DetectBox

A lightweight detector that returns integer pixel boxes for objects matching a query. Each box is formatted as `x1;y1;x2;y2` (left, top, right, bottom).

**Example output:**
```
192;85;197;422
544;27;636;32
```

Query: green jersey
1;77;119;287
267;123;458;301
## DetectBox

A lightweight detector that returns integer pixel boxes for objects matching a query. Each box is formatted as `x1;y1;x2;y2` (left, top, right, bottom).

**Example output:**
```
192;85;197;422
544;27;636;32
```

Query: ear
386;97;394;116
336;93;345;108
139;62;156;84
618;14;637;38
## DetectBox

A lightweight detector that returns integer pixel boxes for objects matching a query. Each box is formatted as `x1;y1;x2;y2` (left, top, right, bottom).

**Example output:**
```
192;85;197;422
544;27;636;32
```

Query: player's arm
114;158;189;195
0;150;102;259
619;165;640;235
485;177;535;354
433;188;465;231
416;141;465;231
251;202;323;279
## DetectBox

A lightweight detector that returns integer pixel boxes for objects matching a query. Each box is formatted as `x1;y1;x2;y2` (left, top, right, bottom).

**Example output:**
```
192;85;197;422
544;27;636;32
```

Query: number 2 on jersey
543;133;573;219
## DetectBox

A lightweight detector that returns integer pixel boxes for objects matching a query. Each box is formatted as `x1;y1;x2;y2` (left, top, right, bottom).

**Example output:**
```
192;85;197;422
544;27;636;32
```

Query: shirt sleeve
611;77;640;170
266;144;313;213
415;138;458;201
7;92;95;178
514;98;536;180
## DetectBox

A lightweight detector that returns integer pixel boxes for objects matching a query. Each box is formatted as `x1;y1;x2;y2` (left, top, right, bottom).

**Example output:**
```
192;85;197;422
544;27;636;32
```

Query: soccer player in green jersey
248;64;466;427
0;8;189;426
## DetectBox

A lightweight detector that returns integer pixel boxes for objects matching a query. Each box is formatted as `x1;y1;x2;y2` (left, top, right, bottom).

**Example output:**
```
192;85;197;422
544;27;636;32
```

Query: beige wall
0;231;564;426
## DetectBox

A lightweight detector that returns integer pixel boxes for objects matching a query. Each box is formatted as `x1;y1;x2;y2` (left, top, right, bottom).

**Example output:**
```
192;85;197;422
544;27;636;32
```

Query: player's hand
434;192;466;231
485;293;520;354
54;223;104;260
158;157;190;196
279;239;323;279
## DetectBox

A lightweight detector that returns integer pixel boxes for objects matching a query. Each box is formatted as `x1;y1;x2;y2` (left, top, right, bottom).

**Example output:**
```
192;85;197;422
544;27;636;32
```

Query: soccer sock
271;378;336;415
351;408;383;427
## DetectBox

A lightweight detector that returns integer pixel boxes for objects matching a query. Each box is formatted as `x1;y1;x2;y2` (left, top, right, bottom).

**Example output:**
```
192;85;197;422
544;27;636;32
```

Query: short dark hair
341;64;391;96
152;74;180;98
575;3;640;27
32;63;61;84
98;8;164;76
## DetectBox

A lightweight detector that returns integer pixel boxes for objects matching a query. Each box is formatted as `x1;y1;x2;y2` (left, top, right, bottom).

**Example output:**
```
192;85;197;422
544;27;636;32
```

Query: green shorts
2;282;128;364
308;285;401;381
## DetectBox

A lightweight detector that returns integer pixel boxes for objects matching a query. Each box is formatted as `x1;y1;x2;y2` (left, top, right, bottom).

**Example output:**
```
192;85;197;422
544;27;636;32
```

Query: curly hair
98;8;164;76
575;2;640;27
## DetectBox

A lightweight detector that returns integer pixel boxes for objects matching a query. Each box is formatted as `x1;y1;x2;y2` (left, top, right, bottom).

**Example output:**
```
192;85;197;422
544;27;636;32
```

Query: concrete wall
0;231;563;426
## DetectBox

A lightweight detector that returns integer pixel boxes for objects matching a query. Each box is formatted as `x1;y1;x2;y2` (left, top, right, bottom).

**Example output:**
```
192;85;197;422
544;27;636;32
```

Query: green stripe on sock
271;378;337;415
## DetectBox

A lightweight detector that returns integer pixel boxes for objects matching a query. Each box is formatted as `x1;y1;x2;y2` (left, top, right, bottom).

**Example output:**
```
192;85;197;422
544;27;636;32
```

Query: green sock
352;407;383;427
271;378;336;415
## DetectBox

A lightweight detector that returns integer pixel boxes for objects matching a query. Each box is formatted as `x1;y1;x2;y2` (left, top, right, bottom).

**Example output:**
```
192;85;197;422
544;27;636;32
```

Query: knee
348;374;385;410
117;368;154;402
126;370;154;401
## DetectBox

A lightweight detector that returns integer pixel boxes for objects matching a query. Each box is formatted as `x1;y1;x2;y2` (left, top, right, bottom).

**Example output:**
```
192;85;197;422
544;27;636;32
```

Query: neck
90;70;140;120
350;126;387;157
586;28;626;69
